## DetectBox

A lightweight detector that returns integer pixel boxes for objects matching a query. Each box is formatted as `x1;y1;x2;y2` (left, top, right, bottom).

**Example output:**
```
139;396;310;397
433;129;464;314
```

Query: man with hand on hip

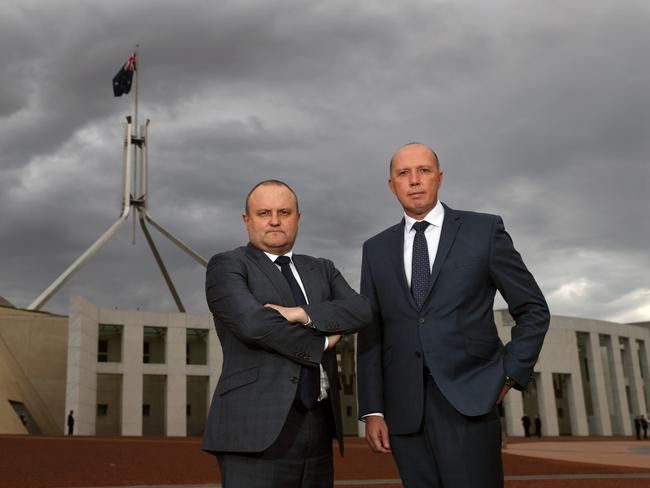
357;143;549;488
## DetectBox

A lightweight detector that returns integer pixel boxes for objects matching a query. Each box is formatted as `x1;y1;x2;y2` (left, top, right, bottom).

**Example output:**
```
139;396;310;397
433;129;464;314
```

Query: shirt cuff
361;412;384;419
324;337;328;350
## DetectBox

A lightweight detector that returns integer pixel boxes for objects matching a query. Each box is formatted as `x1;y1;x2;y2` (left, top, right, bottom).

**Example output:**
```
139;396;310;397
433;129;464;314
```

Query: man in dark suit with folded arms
357;143;549;488
203;179;371;488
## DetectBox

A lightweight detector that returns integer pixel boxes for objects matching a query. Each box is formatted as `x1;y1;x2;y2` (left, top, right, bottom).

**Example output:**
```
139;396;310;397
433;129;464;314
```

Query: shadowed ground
1;435;649;487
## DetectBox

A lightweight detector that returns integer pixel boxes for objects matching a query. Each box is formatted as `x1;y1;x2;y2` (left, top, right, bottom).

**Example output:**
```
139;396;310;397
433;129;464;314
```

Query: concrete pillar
585;333;612;435
65;297;99;435
537;371;559;436
166;316;186;436
121;315;143;436
639;340;650;414
566;372;589;436
504;390;525;437
626;340;647;416
606;336;632;435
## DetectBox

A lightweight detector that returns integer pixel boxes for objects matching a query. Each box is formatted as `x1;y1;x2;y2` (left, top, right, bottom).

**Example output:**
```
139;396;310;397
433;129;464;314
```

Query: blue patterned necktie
411;221;431;309
275;256;320;409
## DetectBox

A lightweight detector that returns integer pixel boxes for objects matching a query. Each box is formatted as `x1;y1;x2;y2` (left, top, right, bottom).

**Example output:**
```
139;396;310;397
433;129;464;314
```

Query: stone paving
1;435;649;487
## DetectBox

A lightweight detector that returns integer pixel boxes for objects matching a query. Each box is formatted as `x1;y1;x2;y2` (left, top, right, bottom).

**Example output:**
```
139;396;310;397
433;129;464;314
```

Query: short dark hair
389;142;440;173
245;179;299;214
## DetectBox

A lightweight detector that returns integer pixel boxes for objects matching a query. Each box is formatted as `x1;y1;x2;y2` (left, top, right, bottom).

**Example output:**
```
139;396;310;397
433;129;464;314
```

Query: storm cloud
1;0;648;323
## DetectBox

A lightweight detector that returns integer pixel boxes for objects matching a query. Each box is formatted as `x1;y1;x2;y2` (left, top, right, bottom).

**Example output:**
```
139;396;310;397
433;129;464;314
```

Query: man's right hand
365;415;391;454
326;334;342;349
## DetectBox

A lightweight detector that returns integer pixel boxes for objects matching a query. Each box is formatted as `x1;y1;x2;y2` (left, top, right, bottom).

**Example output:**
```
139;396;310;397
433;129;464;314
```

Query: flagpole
134;44;139;136
132;44;140;245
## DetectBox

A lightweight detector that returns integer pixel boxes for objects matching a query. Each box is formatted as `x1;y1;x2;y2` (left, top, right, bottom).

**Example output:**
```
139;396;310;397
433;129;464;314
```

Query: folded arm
301;258;373;336
206;253;324;366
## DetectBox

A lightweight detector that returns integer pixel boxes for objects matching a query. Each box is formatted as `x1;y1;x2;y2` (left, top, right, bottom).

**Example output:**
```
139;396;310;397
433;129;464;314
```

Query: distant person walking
641;415;649;440
521;415;531;437
634;415;642;440
534;416;542;438
67;410;74;436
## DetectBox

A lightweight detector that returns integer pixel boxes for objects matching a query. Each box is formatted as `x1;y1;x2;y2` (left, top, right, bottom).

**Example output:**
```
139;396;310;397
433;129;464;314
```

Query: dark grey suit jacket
357;204;549;435
203;242;371;455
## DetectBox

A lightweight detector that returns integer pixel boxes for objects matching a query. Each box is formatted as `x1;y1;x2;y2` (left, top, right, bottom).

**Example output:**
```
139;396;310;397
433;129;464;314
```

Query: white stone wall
65;299;649;438
67;296;219;437
496;311;650;437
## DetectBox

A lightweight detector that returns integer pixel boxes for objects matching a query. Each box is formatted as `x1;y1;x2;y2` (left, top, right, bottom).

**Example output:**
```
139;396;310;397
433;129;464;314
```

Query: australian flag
112;52;136;97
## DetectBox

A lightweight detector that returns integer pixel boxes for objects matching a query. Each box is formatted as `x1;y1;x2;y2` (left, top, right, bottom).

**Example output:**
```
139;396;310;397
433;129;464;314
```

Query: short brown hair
245;179;299;214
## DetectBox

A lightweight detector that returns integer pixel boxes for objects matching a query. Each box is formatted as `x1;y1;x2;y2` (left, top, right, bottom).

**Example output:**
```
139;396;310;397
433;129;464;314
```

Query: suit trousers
389;372;503;488
217;400;334;488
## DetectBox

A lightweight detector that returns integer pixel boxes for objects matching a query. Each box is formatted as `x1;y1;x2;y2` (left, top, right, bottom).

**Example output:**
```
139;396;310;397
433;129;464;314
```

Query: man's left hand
496;384;511;404
265;304;309;325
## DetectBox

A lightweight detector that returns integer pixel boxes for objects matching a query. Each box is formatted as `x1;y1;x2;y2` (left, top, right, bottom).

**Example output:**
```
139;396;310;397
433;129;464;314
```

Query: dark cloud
1;0;648;323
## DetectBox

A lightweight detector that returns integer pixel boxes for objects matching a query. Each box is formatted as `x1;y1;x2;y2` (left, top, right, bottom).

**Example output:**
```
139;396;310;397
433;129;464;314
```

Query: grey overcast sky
1;0;648;322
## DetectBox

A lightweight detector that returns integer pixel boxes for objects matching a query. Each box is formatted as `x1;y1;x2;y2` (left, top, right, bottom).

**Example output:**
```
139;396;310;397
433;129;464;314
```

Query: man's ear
388;178;397;196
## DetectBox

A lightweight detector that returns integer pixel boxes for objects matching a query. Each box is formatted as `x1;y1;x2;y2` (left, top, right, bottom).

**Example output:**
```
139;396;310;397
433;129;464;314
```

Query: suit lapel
244;242;295;305
388;219;419;310
425;204;461;299
292;254;321;304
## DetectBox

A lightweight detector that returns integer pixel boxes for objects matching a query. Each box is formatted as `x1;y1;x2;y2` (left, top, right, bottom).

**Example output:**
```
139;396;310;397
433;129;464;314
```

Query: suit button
415;351;422;358
290;377;299;384
418;318;425;324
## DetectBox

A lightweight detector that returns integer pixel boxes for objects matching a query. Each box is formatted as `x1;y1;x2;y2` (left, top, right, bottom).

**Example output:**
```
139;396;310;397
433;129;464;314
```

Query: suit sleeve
206;252;324;367
489;217;550;389
356;242;385;417
302;258;372;336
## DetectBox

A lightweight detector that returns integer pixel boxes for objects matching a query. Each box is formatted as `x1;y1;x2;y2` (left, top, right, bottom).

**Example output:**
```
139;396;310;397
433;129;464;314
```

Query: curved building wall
496;311;650;437
2;299;649;439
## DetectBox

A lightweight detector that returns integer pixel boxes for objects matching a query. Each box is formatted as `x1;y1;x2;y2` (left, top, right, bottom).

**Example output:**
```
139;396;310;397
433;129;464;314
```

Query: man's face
388;144;443;219
243;184;300;255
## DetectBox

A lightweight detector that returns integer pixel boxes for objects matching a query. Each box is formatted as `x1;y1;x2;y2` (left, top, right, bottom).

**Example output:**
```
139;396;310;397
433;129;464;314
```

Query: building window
186;329;208;365
98;324;123;363
143;342;150;364
98;340;108;363
143;326;166;364
97;404;108;417
143;404;151;417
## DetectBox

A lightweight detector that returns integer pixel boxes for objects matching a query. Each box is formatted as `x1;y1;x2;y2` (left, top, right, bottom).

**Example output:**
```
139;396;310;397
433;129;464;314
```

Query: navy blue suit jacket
357;204;549;435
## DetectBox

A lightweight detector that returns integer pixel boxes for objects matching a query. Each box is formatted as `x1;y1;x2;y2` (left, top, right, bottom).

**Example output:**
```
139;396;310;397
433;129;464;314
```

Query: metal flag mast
28;46;207;312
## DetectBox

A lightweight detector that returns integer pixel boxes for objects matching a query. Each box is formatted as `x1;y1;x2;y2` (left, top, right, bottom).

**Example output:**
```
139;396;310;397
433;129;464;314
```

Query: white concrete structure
5;297;648;438
496;311;650;437
65;296;220;436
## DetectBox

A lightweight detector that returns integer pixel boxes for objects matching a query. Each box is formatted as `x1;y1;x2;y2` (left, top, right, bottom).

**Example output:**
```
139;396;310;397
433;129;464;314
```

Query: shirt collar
264;250;294;263
404;200;445;232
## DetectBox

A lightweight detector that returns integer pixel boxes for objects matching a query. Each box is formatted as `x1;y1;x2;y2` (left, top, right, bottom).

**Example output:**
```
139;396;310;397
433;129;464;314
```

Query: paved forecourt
1;435;650;488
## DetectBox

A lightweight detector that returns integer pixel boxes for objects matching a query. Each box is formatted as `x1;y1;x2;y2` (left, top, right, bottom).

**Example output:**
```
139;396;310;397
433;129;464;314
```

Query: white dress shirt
403;200;445;286
264;250;330;401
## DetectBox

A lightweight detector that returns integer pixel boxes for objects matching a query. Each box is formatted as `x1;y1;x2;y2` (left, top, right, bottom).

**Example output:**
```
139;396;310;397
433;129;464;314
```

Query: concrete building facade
496;311;650;437
2;298;649;438
65;296;220;436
